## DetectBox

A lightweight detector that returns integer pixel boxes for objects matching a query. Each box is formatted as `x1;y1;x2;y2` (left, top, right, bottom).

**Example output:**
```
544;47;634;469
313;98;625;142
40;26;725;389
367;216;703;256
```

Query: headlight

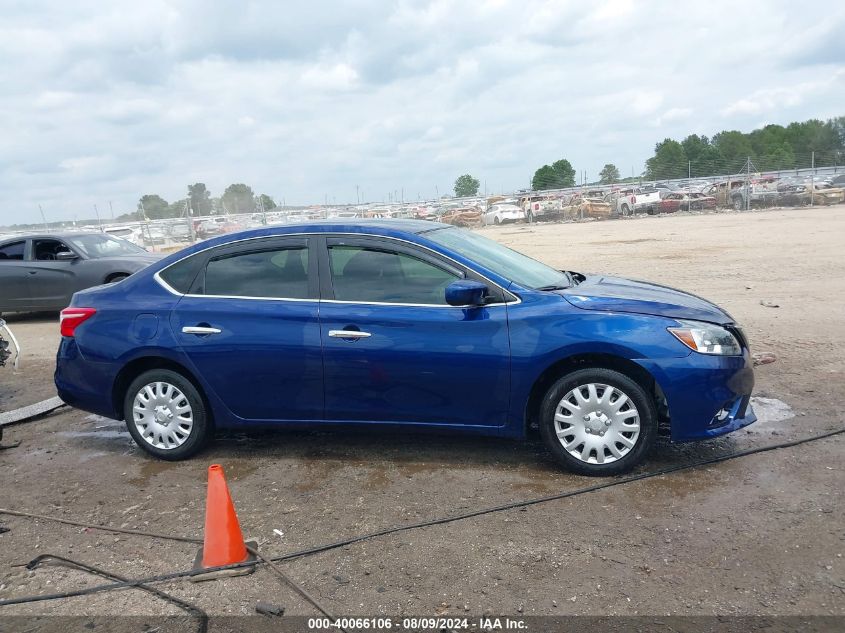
667;319;742;355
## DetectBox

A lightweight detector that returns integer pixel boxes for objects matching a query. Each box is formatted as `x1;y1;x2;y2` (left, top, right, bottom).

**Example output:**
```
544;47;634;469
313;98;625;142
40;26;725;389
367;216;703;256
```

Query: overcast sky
1;0;843;224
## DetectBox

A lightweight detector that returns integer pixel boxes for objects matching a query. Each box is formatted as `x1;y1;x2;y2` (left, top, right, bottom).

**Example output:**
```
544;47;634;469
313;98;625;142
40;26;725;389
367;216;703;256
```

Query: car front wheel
539;368;657;475
123;369;209;460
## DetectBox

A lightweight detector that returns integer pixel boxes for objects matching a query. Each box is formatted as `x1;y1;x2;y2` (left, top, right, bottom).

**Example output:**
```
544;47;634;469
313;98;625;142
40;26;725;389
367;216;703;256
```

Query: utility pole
810;151;815;208
38;204;48;231
356;184;359;205
93;204;102;231
688;161;692;211
108;200;114;221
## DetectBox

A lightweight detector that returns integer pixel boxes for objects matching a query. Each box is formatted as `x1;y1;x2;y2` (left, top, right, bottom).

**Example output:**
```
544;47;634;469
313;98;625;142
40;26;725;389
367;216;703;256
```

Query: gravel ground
0;206;843;620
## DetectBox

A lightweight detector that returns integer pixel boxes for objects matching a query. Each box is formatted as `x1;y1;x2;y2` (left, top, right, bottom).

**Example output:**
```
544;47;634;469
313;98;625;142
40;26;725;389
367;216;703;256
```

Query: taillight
60;308;97;337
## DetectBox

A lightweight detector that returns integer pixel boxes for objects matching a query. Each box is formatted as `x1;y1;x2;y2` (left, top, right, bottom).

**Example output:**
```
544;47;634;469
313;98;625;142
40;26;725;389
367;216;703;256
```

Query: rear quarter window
158;254;205;293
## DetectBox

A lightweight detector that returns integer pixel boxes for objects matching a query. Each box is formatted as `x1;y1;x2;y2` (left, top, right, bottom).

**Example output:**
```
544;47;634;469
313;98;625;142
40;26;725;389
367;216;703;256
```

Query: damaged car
55;220;756;475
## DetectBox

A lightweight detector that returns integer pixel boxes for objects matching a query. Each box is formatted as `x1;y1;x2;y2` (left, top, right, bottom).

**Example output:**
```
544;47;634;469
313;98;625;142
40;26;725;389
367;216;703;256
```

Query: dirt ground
0;206;843;620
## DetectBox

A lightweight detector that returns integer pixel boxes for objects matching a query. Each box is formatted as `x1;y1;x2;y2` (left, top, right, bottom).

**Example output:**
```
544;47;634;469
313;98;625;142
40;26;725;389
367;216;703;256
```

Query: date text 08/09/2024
307;616;528;630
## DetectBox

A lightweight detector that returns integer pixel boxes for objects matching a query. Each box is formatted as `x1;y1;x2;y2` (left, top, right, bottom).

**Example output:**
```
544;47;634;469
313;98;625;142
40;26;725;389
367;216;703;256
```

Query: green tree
711;130;756;171
759;142;795;171
221;183;255;214
645;139;688;180
454;174;480;197
680;134;724;176
166;198;190;218
532;158;576;190
257;194;276;210
598;163;621;184
138;194;169;220
187;183;213;216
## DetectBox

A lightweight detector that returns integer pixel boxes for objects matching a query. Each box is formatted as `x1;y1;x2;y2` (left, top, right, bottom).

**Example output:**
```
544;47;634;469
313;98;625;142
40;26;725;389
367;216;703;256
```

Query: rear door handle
328;330;371;339
182;326;222;335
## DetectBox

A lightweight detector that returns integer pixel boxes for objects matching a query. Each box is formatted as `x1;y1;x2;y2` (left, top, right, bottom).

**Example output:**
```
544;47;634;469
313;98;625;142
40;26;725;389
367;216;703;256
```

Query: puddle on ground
746;397;795;434
58;429;130;440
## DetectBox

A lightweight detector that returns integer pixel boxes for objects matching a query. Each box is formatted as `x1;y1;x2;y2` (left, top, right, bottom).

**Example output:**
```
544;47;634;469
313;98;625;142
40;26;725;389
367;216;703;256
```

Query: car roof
0;231;98;243
228;219;447;239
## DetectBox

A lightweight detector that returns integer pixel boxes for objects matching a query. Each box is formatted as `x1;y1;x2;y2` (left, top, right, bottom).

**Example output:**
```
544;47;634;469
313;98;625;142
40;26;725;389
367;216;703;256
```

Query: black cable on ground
26;554;208;633
0;509;201;544
1;427;842;608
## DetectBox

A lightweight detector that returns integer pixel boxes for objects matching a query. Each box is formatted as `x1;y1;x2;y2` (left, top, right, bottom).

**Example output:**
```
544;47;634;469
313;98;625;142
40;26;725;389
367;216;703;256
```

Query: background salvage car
0;232;160;313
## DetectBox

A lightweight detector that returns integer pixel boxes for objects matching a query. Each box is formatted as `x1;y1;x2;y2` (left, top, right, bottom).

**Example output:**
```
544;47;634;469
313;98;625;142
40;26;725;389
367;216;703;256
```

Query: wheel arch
523;352;665;436
111;356;213;427
104;271;131;284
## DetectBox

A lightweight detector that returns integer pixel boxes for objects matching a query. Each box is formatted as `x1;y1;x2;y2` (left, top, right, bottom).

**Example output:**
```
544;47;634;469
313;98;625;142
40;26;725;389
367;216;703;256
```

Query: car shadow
1;311;59;323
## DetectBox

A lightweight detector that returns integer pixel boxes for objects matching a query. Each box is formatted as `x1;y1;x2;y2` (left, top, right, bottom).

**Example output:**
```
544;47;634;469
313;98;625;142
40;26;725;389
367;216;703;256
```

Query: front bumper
637;349;756;442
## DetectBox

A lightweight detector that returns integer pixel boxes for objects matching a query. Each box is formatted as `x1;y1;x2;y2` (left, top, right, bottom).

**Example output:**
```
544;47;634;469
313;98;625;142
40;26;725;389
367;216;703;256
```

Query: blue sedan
55;220;756;475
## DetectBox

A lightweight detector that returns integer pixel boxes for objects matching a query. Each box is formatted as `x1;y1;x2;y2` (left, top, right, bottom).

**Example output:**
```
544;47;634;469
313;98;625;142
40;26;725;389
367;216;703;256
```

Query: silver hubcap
554;383;640;465
132;382;193;450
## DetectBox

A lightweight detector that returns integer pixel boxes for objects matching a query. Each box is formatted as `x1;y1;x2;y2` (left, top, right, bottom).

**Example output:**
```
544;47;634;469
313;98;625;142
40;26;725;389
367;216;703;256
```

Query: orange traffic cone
191;464;256;581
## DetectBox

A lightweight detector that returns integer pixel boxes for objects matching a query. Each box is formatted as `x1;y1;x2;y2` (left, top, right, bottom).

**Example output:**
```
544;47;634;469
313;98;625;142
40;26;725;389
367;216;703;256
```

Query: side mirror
55;250;78;261
445;280;489;307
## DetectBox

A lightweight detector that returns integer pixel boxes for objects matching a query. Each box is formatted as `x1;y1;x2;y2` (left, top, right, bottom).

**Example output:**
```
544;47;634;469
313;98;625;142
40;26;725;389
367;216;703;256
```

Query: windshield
425;227;569;289
69;234;147;258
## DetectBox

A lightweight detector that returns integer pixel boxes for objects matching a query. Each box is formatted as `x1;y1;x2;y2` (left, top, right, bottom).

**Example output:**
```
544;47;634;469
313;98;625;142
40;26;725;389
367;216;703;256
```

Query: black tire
539;368;657;476
732;197;743;211
621;204;630;216
123;368;210;461
493;217;500;226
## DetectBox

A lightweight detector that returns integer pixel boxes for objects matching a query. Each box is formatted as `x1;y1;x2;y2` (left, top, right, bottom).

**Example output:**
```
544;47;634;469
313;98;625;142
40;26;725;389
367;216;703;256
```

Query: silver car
0;232;161;313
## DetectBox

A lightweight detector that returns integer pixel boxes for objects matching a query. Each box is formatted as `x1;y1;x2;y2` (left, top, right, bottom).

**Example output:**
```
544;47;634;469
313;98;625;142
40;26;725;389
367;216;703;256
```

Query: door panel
0;240;30;311
318;236;511;427
170;237;323;422
320;302;510;426
171;297;323;421
23;262;77;309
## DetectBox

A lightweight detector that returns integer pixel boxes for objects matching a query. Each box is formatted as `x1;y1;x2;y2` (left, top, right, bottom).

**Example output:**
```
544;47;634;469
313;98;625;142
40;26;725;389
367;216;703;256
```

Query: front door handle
328;329;371;339
182;326;222;335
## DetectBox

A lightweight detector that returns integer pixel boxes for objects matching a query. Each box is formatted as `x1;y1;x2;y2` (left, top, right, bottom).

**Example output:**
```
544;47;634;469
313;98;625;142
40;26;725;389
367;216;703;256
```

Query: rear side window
0;240;25;261
201;247;309;299
328;246;459;304
159;253;205;293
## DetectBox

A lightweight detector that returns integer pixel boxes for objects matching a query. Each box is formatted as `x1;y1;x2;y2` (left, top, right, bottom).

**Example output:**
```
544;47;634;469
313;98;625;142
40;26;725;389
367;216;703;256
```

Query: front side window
32;239;70;260
201;247;309;299
329;246;459;304
0;240;25;261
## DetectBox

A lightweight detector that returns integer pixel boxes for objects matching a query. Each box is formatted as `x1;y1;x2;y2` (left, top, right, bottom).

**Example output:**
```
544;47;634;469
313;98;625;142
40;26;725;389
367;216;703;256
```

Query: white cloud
0;1;844;224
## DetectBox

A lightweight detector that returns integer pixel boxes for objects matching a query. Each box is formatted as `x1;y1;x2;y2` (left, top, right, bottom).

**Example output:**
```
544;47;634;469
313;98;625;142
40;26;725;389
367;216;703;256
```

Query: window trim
154;232;517;307
155;236;316;302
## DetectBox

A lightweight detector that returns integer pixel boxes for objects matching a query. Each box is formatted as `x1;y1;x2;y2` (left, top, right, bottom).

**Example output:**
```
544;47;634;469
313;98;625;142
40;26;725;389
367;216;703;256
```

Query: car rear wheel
539;368;657;476
124;369;209;460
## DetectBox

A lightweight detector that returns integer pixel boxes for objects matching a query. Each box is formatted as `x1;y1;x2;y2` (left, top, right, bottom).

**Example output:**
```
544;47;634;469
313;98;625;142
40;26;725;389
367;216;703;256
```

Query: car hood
93;253;163;268
560;274;734;325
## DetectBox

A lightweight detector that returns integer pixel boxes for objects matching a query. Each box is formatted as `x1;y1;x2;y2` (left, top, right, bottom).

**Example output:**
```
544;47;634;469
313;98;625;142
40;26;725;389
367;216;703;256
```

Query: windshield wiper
536;271;575;292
